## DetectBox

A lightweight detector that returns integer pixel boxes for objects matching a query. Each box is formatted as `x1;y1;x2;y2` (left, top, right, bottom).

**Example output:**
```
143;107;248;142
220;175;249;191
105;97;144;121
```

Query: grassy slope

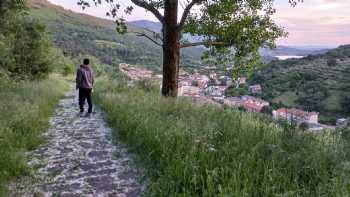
0;75;68;195
94;76;350;196
251;45;350;124
27;0;204;72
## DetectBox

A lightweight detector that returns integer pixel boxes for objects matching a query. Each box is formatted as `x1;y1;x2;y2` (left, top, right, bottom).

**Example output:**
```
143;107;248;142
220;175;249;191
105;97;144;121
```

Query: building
223;97;242;107
178;85;202;97
205;86;228;97
119;63;153;80
192;96;221;107
238;77;247;85
336;118;349;127
240;96;269;112
272;108;319;124
178;78;192;87
209;72;220;85
219;76;233;86
249;84;262;94
195;75;210;89
178;74;210;90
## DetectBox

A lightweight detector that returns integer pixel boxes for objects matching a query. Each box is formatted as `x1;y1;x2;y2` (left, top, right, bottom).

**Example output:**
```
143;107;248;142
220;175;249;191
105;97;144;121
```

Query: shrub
1;1;55;80
299;122;309;131
327;58;337;67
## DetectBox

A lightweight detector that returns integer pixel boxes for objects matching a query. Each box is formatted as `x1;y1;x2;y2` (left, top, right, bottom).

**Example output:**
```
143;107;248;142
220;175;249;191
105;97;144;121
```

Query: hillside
251;45;350;124
129;20;162;33
259;46;329;57
26;0;203;71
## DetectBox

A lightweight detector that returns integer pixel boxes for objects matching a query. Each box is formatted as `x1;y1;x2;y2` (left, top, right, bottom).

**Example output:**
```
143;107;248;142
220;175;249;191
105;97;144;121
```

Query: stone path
10;90;144;197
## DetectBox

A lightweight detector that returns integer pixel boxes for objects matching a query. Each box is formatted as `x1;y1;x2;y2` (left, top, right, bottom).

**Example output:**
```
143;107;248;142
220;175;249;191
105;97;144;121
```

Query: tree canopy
79;0;300;64
0;0;69;79
77;0;302;96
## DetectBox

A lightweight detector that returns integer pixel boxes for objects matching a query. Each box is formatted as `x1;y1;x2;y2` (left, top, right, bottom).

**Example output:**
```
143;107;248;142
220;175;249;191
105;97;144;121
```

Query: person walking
76;58;95;116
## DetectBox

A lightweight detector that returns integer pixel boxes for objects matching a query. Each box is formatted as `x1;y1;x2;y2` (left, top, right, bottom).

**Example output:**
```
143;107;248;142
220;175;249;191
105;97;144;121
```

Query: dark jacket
76;64;94;89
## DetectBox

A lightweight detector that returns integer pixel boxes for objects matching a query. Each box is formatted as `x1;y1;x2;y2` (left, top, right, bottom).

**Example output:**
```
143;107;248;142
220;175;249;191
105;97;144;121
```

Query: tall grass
0;75;68;195
95;77;350;196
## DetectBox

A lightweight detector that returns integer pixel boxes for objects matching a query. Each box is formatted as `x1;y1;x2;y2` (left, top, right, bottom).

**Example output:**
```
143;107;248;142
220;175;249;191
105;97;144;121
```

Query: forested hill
26;0;204;71
251;44;350;124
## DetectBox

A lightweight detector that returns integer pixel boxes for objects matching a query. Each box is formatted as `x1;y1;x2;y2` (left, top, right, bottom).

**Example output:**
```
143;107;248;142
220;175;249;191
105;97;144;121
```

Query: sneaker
85;113;92;118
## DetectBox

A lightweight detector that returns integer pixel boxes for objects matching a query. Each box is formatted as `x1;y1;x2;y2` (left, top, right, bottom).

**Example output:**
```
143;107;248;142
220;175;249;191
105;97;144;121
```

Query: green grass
94;77;350;196
0;75;68;195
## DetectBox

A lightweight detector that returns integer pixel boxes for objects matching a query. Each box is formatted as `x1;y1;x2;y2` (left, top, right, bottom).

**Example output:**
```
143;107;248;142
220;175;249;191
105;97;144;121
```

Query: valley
1;0;350;196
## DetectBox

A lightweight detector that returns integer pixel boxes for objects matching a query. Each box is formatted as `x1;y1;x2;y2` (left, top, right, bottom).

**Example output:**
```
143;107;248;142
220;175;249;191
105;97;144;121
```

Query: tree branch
178;0;205;30
130;0;164;23
129;31;163;47
180;41;226;48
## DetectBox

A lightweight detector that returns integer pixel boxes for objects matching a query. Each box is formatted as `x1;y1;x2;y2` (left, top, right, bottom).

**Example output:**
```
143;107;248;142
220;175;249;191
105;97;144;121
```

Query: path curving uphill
10;90;144;197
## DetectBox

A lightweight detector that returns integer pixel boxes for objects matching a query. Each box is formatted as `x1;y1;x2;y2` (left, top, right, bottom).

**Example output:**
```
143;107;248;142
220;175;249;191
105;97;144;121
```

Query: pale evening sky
48;0;350;47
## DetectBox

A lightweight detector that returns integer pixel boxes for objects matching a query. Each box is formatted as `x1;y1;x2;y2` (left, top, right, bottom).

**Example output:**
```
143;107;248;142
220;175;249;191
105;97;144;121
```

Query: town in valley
119;63;348;132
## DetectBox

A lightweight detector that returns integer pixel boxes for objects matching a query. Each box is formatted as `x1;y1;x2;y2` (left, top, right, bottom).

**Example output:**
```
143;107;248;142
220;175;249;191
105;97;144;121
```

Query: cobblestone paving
10;90;144;197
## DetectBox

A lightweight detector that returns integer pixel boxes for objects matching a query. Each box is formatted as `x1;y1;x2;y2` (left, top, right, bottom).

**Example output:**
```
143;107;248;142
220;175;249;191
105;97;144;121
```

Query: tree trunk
161;0;179;97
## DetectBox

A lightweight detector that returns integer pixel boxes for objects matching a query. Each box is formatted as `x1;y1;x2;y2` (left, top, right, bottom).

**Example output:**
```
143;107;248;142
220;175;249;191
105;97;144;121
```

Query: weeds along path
10;89;144;197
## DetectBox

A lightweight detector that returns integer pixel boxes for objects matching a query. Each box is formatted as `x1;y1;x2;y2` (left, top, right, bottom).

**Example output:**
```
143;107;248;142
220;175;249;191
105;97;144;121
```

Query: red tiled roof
309;112;319;116
243;102;264;112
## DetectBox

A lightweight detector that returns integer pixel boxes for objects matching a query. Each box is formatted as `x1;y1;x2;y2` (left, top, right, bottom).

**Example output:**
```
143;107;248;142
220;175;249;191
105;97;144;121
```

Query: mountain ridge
26;0;204;71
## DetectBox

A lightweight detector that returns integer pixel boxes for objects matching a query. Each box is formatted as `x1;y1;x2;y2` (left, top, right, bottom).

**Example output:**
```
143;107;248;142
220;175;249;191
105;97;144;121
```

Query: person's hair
83;58;90;65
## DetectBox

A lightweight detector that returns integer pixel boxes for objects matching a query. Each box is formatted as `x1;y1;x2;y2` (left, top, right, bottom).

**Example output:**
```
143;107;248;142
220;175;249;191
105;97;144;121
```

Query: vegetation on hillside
94;75;350;196
0;75;68;195
26;0;204;72
251;45;350;124
0;0;74;79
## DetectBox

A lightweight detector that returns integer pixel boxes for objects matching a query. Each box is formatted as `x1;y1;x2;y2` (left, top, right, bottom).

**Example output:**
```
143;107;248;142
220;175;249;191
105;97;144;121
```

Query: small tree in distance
77;0;302;97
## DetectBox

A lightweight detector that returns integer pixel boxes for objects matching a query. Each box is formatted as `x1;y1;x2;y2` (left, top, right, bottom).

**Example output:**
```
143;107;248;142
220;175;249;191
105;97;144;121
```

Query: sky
48;0;350;47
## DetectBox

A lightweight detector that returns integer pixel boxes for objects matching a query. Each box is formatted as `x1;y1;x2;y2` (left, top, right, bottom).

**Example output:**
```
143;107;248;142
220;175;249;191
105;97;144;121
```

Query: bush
225;85;249;97
0;1;56;80
327;58;337;67
94;77;350;196
299;122;309;131
49;48;75;76
3;15;54;79
341;94;350;115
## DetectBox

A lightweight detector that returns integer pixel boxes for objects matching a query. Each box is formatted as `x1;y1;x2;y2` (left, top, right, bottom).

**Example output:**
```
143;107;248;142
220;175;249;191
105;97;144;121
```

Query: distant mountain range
129;20;331;59
259;46;330;57
128;20;162;33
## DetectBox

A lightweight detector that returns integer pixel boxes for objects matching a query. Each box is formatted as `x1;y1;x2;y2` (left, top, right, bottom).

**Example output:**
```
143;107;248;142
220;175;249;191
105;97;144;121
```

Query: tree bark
161;0;179;97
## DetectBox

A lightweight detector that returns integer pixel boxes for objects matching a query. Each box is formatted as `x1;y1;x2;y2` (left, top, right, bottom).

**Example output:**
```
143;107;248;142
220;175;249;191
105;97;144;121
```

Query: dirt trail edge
10;90;145;197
